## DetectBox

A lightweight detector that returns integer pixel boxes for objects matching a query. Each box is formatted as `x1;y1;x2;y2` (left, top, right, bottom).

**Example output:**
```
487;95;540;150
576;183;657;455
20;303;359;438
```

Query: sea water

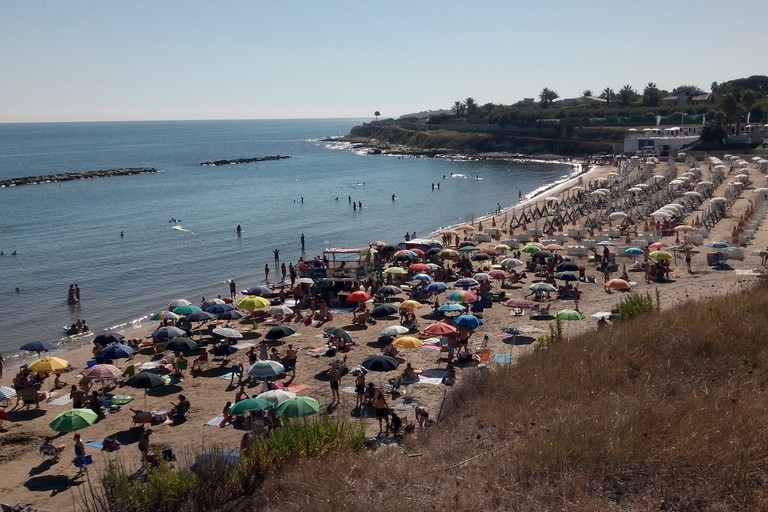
0;118;572;361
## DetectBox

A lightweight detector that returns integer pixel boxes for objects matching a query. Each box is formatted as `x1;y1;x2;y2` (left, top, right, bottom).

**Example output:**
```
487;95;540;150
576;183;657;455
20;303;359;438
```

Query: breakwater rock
199;155;291;166
0;167;160;188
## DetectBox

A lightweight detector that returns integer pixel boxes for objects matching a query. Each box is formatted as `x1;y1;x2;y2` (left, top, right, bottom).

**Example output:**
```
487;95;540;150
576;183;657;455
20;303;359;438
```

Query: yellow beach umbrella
236;295;271;311
399;300;422;310
392;336;423;349
28;356;69;374
384;266;407;275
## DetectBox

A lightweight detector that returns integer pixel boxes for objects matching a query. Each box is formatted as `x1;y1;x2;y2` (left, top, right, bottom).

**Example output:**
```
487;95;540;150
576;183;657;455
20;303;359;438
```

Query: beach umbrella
124;371;165;405
606;278;632;291
323;327;352;343
236;296;271;311
381;325;409;338
369;240;387;248
495;244;511;252
528;282;557;293
166;298;191;308
384;266;408;275
412;273;433;282
268;305;294;317
424;322;458;336
96;343;134;360
371;303;399;319
488;269;509;280
378;285;403;296
275;396;321;418
201;298;226;309
521;244;541;254
554;309;585;321
410;248;426;257
19;340;59;353
392;336;423;349
554;272;578;281
172;305;202;315
531;251;553;261
504;298;535;308
555;261;580;272
0;386;18;401
393;249;419;260
185;310;215;322
49;409;98;433
399;300;422;310
591;311;613;319
683;191;701;198
596;240;615;247
244;286;275;297
458;245;479;253
361;355;400;373
217;309;248;321
150;310;180;322
454;278;479;288
438;249;460;259
649;242;669;250
82;364;122;381
543;243;564;252
649;250;672;261
471;253;491;261
256;389;296;407
408;263;430;273
205;303;236;314
447;290;477;302
229;397;273;416
212;327;243;339
265;325;296;340
29;356;69;374
500;258;523;269
625;247;644;257
92;333;126;347
609;212;628;221
424;282;449;293
247;360;285;379
439;229;459;237
152;326;185;341
347;290;372;303
425;262;441;271
164;337;197;352
437;303;466;314
472;273;491;282
480;248;499;257
674;225;695;233
708;241;730;249
454;314;483;329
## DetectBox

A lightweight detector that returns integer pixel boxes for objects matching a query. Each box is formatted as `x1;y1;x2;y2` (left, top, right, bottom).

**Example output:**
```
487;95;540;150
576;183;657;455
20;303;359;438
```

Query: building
624;126;701;156
660;87;712;106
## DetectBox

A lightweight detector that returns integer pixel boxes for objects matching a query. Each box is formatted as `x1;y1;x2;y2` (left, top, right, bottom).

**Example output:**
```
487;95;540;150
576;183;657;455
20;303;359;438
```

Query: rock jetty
0;167;160;188
199;155;291;166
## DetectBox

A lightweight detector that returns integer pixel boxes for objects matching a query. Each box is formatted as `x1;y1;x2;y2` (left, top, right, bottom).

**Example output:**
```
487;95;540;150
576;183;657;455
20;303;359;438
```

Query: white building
623;126;701;156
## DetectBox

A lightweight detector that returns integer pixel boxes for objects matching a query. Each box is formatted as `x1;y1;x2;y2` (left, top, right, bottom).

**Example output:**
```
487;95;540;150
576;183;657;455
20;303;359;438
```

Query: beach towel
85;441;104;449
110;395;133;405
205;415;225;427
232;341;254;351
415;376;444;386
330;307;354;314
307;347;328;357
283;383;310;393
218;372;235;380
341;386;357;395
495;354;513;364
419;369;447;379
48;396;73;407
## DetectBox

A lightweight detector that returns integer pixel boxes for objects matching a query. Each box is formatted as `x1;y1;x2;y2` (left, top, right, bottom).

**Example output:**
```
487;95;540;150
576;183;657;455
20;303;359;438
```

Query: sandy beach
2;153;767;510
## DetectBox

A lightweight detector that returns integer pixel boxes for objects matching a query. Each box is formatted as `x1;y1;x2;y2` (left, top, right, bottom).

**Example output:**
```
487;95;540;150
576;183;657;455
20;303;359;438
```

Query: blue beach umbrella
412;273;433;282
97;343;134;360
185;310;216;322
424;282;449;294
453;314;483;329
624;247;644;257
437;303;466;314
20;340;59;353
92;332;126;347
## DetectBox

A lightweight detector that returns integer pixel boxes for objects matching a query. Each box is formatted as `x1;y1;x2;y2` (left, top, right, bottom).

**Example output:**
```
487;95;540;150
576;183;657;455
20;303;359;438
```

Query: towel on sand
48;395;73;406
205;415;225;427
85;441;104;449
495;354;513;364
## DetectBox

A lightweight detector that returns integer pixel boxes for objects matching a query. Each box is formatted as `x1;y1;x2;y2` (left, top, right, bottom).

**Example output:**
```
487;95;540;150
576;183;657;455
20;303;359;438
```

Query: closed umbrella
275;396;321;418
49;409;98;433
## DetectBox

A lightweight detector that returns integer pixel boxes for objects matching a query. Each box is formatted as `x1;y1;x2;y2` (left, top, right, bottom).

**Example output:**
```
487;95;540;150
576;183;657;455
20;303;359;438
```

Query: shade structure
446;290;477;302
424;322;458;336
20;340;59;353
275;396;321;418
424;282;449;294
265;325;296;340
378;285;403;296
236;296;271;311
229;397;273;416
347;290;372;303
247;360;285;379
454;278;479;288
605;278;631;291
256;390;297;410
528;282;557;293
150;310;180;321
384;266;407;275
555;261;580;272
554;272;578;282
380;325;410;337
28;356;69;374
92;332;127;347
213;327;243;339
504;298;535;308
437;303;466;314
205;303;236;315
244;286;276;297
167;298;191;308
399;300;422;310
82;364;122;381
648;250;672;261
49;408;98;433
164;337;197;352
323;327;352;343
217;309;248;321
371;303;399;319
125;371;165;390
392;336;423;349
96;344;134;360
361;355;400;373
152;326;185;341
500;258;524;269
185;311;216;323
625;247;644;257
172;305;203;315
454;314;483;329
554;309;585;321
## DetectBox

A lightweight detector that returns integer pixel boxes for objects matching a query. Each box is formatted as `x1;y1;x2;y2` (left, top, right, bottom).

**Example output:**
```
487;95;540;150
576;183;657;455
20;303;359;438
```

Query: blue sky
1;1;766;123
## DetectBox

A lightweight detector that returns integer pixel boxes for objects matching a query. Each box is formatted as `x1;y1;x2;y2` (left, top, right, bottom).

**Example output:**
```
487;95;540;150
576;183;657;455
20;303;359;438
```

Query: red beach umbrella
347;291;372;303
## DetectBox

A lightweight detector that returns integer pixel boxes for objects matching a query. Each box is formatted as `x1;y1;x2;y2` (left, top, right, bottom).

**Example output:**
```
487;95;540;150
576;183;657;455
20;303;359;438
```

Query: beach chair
40;444;63;461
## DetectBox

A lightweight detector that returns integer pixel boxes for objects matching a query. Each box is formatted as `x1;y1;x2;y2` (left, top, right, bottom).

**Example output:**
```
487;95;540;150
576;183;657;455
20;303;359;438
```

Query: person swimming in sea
392;194;397;201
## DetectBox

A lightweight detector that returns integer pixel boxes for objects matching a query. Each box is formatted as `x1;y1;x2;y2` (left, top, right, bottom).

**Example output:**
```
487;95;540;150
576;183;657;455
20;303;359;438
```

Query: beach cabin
322;247;373;280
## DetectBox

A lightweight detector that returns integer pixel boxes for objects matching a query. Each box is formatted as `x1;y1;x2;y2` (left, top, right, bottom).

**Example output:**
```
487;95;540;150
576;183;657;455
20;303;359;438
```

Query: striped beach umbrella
247;360;285;379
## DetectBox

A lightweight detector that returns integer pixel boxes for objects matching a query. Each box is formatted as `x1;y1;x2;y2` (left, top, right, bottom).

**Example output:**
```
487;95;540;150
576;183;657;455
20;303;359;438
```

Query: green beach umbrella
554;309;585;321
172;305;203;315
265;325;296;340
383;266;407;275
49;408;98;433
275;396;321;418
230;397;273;416
163;336;197;352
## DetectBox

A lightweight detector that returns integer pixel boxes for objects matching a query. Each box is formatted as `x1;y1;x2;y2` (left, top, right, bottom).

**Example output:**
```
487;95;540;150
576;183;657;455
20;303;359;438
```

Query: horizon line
0;116;374;126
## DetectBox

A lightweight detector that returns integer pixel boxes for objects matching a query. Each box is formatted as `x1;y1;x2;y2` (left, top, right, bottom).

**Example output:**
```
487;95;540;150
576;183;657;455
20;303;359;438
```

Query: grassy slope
257;283;768;511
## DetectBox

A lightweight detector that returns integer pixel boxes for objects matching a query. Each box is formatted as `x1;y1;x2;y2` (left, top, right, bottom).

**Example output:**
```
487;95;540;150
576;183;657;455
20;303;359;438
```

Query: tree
601;87;615;107
642;82;661;107
582;89;593;97
710;81;719;93
464;97;479;117
374;111;380;121
741;90;757;121
539;87;559;107
717;92;739;123
618;85;637;107
452;101;466;116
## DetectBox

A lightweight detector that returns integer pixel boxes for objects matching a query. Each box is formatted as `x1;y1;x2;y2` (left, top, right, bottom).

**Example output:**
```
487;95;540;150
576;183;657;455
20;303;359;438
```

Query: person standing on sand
264;263;270;284
327;364;341;405
139;429;152;465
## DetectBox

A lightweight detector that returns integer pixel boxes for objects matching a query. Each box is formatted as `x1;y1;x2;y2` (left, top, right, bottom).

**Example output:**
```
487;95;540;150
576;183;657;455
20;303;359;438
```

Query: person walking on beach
264;264;270;284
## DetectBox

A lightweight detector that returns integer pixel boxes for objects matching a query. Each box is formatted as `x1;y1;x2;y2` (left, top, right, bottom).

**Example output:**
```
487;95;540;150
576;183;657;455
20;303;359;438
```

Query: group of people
66;284;81;305
66;318;90;336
